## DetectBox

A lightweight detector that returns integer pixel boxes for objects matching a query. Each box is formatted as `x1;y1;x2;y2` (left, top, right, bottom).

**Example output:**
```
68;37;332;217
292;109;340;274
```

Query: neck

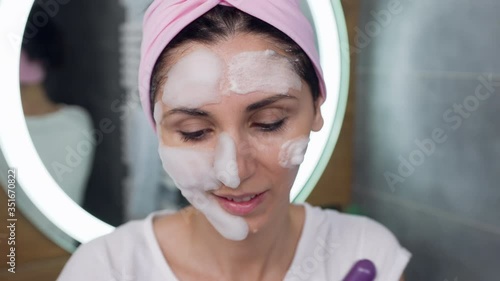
21;84;60;116
190;203;304;281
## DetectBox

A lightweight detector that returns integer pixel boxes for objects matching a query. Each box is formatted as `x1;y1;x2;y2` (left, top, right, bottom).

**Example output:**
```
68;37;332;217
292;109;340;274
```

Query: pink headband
20;50;46;85
139;0;326;129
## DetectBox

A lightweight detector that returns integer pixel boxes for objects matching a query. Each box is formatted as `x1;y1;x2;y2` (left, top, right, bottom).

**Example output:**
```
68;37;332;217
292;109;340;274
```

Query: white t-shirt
24;105;95;205
57;203;411;281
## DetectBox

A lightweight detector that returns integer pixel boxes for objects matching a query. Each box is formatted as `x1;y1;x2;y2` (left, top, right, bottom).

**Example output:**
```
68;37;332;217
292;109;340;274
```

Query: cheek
158;146;219;191
278;136;310;168
250;136;307;190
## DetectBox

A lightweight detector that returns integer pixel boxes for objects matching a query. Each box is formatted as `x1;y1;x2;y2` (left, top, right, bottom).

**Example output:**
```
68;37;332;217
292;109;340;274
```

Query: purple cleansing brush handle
342;259;377;281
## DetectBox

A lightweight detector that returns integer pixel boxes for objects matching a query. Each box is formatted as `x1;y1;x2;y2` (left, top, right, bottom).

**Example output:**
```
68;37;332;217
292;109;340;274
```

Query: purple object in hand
342;259;377;281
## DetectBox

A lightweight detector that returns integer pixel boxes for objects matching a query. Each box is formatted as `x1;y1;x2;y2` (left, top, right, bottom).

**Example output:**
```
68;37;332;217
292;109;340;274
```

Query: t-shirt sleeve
57;238;115;281
360;217;412;281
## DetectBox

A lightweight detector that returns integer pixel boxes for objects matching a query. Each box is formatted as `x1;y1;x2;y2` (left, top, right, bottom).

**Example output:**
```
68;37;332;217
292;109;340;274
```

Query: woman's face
154;33;324;237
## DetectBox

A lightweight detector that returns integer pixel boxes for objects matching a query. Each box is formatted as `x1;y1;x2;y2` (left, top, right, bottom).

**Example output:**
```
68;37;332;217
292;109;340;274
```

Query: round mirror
0;0;349;252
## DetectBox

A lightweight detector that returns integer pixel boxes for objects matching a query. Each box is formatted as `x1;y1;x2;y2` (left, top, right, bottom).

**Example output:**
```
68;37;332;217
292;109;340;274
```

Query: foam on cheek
228;50;302;95
214;132;240;189
158;146;219;191
163;49;223;108
158;143;249;241
279;136;310;168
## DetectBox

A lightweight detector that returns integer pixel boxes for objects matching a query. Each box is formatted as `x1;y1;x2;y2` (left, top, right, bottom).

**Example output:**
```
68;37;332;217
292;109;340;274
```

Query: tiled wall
353;0;500;279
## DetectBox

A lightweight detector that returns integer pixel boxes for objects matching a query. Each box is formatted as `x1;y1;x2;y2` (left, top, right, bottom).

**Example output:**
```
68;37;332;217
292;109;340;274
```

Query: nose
235;137;257;182
213;132;256;189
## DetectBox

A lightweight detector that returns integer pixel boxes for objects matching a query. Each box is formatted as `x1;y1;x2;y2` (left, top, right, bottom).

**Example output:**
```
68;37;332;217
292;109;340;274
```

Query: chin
244;196;290;233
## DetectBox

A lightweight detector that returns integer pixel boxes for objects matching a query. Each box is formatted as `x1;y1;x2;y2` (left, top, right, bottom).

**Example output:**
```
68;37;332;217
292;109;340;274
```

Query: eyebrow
166;108;211;117
245;94;297;112
165;95;297;118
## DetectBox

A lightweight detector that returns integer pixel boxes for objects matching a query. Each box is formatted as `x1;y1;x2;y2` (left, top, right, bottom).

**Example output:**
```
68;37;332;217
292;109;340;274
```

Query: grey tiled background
353;0;500;279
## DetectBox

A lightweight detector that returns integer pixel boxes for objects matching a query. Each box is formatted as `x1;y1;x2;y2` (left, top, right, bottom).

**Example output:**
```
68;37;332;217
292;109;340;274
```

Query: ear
311;96;324;132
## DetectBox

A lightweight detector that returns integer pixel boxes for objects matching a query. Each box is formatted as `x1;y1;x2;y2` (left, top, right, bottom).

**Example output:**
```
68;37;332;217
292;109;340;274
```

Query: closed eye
254;118;287;132
179;129;211;142
178;118;287;142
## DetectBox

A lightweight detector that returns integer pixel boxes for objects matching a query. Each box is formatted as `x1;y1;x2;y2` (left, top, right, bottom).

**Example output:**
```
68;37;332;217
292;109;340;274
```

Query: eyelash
253;118;287;133
179;129;211;142
178;118;287;142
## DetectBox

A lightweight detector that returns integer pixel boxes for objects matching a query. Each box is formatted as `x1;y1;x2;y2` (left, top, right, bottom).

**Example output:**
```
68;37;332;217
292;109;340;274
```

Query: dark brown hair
150;5;320;116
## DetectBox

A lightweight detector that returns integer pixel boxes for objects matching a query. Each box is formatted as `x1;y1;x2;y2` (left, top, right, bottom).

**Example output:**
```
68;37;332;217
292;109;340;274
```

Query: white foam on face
162;49;224;108
158;138;248;241
214;132;240;189
153;102;163;125
153;102;164;141
279;136;310;168
183;190;248;241
158;146;219;191
154;48;307;241
228;50;302;95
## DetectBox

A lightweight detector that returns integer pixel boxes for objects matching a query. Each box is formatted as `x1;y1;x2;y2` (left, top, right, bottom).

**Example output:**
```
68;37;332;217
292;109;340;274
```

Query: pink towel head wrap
20;50;46;85
139;0;326;129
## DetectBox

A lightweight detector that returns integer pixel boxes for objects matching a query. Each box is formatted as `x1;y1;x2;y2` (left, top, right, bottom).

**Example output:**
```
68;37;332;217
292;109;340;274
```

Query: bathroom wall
353;0;500;279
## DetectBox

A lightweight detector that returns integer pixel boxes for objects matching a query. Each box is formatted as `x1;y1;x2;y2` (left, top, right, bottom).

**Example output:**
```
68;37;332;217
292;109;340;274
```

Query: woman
58;1;411;280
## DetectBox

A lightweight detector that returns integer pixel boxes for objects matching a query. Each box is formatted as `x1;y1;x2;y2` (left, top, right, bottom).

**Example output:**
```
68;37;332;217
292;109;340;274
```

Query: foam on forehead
228;50;302;95
162;48;224;108
140;0;327;131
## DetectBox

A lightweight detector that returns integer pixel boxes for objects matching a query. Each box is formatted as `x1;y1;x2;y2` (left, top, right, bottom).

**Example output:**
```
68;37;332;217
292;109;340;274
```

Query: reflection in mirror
19;7;93;210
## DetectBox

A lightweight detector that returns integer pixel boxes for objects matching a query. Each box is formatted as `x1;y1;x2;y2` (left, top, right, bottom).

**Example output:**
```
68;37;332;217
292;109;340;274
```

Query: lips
219;194;257;202
212;191;267;216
